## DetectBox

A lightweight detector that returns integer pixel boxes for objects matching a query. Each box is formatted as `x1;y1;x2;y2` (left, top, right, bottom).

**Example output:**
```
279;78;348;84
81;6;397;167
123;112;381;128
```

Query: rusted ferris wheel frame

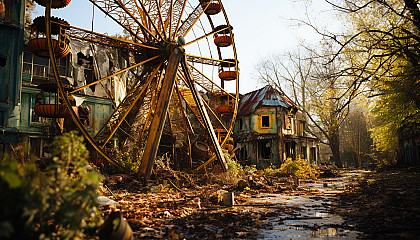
43;0;239;178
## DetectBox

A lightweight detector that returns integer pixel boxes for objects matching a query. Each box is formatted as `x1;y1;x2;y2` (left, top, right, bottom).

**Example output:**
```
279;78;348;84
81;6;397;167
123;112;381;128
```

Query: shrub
111;149;142;174
216;150;244;185
0;131;103;239
279;157;319;179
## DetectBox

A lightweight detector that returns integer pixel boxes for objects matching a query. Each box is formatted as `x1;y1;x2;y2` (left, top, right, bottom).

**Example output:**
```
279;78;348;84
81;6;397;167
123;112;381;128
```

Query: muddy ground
99;167;420;239
333;167;420;239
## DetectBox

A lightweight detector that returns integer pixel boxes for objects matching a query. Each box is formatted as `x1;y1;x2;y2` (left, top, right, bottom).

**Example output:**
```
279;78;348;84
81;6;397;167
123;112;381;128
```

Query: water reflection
251;171;368;239
311;228;337;237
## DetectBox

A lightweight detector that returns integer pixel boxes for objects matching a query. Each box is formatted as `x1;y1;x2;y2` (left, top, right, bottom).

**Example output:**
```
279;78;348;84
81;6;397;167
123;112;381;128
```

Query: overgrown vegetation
0;131;103;240
278;158;319;179
111;149;142;174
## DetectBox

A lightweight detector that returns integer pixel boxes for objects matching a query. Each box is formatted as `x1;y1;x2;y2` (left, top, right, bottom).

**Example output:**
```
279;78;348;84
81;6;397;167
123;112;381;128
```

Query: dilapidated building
234;85;319;168
0;0;128;159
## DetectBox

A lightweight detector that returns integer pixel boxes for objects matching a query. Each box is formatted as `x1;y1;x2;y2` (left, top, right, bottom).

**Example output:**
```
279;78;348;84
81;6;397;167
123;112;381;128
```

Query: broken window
23;50;72;84
285;115;292;129
239;146;247;160
0;0;14;23
261;115;271;128
285;141;296;159
77;52;97;92
29;137;42;158
0;55;6;68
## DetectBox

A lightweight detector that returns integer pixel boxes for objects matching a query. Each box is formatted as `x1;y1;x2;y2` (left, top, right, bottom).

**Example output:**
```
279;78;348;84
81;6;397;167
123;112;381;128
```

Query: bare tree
255;41;364;168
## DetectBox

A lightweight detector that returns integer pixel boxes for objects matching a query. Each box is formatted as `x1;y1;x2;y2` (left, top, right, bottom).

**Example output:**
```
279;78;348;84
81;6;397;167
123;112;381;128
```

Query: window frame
260;114;272;129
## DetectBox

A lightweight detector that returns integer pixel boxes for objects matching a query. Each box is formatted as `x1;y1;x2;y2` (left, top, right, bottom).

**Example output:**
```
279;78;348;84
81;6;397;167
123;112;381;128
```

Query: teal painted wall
234;107;281;168
0;0;25;151
75;94;113;137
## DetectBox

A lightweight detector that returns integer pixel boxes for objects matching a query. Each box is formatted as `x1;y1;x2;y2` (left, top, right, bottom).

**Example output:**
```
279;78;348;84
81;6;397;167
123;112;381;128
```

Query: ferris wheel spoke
88;0;148;43
95;65;162;147
70;55;161;94
168;0;174;40
52;20;158;51
182;25;230;47
187;63;236;100
185;54;234;66
134;0;166;41
154;0;166;38
201;95;229;132
175;3;207;38
171;0;187;40
179;57;228;171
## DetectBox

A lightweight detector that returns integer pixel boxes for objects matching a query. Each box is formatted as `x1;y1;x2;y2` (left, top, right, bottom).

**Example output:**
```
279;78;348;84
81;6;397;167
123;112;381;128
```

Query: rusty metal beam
176;3;206;38
138;46;185;178
45;1;123;170
180;57;228;172
70;55;160;94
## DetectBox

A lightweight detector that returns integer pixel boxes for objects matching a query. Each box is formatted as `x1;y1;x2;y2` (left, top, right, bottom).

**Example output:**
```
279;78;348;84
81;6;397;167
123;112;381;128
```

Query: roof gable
238;85;295;116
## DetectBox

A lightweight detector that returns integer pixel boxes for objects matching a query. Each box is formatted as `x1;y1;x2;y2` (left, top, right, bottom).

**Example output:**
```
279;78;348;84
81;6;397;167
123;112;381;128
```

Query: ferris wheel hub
165;41;184;59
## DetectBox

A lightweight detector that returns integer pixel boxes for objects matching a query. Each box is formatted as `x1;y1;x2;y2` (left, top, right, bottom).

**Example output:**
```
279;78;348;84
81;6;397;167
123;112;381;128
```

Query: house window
239;118;244;130
285;115;292;129
22;50;72;84
261;115;271;128
77;52;97;92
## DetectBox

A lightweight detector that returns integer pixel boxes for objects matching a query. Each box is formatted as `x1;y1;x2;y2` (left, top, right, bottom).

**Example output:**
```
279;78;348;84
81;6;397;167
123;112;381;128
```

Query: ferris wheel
31;0;239;178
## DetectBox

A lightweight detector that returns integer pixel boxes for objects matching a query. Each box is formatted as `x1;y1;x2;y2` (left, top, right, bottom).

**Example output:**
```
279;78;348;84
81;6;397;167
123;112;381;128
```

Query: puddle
248;171;368;239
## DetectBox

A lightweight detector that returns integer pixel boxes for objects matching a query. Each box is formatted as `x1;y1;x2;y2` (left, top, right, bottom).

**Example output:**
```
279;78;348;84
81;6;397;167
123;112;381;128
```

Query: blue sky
33;0;335;94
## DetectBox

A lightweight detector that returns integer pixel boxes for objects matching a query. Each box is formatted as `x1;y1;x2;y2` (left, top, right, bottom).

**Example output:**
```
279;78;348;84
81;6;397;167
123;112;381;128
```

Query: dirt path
100;168;419;239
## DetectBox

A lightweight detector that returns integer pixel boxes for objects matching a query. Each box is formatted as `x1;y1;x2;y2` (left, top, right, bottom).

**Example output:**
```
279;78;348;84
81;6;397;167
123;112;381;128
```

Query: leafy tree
25;0;35;25
321;0;420;153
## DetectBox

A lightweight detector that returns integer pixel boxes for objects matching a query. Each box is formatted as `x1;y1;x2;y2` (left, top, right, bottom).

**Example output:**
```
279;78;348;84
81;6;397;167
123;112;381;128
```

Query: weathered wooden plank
138;46;184;178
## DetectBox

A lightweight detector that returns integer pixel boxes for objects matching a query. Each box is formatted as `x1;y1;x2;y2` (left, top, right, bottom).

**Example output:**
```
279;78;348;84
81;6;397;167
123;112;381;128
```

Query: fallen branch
167;178;186;193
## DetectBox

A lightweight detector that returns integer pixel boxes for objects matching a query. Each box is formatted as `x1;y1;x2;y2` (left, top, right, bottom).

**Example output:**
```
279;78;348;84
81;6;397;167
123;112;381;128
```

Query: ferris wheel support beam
138;46;185;179
180;58;228;172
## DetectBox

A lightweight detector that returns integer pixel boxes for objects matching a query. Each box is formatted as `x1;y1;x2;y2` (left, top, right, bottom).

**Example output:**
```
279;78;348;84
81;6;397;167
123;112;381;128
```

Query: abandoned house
234;85;320;168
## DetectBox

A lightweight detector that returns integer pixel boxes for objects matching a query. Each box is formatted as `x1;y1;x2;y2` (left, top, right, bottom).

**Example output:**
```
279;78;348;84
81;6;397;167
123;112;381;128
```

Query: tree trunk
330;131;343;168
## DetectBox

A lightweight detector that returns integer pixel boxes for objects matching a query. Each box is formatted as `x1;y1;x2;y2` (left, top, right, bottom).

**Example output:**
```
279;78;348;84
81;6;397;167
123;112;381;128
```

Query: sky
33;0;336;94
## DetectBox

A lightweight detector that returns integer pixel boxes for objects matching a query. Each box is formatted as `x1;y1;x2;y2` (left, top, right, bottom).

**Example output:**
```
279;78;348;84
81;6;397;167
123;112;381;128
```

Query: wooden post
180;58;228;172
138;47;184;178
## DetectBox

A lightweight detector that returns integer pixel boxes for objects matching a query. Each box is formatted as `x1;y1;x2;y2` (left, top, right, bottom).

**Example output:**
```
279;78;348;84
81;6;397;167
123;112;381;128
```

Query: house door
285;141;296;160
258;139;271;160
310;147;316;164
